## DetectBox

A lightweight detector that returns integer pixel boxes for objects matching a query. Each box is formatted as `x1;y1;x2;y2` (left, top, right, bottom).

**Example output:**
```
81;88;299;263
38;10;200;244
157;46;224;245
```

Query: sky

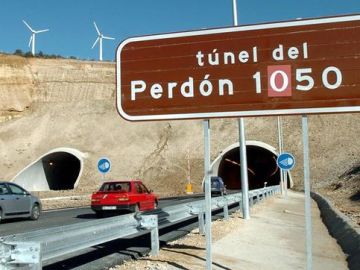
0;0;359;61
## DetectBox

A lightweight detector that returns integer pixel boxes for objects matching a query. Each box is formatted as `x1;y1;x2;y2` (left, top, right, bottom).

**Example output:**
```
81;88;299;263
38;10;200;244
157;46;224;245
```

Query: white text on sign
130;42;342;101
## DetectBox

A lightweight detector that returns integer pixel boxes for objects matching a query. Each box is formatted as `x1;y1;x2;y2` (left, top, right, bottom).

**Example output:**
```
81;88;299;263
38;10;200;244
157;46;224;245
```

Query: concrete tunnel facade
11;142;291;192
12;148;85;191
207;141;293;190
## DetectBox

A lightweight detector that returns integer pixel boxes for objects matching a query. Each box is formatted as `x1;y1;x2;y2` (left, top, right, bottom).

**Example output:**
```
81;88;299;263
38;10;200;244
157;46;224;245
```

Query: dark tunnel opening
218;146;290;190
42;152;81;190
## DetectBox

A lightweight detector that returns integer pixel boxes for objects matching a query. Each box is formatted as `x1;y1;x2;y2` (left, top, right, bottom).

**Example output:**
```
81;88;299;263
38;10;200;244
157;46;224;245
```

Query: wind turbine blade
102;35;115;40
36;29;49;34
23;20;34;32
93;22;101;35
28;35;33;47
92;37;99;49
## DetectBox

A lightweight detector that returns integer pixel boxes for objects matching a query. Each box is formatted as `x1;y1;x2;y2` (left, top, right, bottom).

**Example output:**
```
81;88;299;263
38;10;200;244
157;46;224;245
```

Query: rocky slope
0;54;359;214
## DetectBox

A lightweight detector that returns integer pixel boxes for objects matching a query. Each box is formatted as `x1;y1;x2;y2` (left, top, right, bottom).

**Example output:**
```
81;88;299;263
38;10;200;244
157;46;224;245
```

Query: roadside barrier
0;185;280;269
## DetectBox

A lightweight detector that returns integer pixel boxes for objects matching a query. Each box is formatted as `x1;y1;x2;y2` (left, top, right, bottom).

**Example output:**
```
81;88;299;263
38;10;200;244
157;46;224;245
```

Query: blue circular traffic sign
97;157;111;174
277;152;295;170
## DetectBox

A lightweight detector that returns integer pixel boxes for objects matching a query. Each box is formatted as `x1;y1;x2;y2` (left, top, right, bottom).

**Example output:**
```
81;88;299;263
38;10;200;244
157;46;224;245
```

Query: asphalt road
0;195;203;236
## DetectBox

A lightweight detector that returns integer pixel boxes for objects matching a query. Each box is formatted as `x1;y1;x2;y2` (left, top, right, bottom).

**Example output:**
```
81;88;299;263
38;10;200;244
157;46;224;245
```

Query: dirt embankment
0;54;359;221
317;164;360;225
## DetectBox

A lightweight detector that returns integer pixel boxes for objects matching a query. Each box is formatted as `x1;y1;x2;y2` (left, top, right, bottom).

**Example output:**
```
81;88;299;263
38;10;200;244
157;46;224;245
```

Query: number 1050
252;66;343;95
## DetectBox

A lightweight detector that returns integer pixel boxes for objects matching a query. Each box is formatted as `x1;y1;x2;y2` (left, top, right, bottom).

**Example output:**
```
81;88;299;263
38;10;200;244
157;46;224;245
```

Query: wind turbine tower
92;22;115;61
23;20;49;56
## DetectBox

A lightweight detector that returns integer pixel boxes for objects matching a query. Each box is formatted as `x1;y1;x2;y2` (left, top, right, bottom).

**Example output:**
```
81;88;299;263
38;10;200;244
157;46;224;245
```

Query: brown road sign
116;14;360;121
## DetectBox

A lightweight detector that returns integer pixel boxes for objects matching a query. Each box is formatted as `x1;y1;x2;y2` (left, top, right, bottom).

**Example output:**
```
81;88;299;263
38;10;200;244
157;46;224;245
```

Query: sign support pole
302;115;312;270
281;119;288;198
233;0;250;220
238;118;250;219
203;119;212;270
277;116;284;195
232;0;238;25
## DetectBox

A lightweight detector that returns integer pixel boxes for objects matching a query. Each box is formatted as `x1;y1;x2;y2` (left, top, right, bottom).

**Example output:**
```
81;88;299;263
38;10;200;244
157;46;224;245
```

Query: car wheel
30;204;40;220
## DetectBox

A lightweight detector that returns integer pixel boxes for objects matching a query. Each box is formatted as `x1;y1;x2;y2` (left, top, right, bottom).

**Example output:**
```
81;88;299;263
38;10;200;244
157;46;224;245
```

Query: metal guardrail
0;185;280;269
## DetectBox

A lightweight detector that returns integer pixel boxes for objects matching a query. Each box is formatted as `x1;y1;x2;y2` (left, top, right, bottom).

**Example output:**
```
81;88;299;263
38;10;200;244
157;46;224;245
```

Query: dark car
210;176;227;196
91;180;158;217
0;181;42;222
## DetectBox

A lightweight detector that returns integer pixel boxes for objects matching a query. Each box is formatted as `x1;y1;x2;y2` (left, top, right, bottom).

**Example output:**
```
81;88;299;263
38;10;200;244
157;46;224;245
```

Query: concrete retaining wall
311;192;360;270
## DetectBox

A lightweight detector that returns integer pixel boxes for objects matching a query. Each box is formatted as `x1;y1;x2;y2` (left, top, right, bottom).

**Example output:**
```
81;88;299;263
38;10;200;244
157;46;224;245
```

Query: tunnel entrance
12;148;84;191
42;152;81;190
210;141;292;191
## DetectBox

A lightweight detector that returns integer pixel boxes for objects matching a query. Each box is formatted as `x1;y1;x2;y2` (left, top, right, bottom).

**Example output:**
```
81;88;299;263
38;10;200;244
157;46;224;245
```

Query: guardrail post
216;197;229;220
0;241;42;270
198;212;205;235
222;197;229;220
249;196;254;207
223;203;229;220
150;226;159;256
238;196;242;211
188;206;205;235
138;215;159;256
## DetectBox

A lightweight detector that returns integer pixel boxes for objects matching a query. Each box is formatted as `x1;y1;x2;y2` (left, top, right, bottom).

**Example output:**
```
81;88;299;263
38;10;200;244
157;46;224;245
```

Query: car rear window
100;182;131;192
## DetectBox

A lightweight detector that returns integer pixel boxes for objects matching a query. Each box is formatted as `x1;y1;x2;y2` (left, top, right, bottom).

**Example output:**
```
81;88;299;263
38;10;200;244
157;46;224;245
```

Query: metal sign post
238;119;250;219
302;115;313;270
233;0;250;221
281;121;288;198
277;116;284;195
203;120;212;270
232;0;238;26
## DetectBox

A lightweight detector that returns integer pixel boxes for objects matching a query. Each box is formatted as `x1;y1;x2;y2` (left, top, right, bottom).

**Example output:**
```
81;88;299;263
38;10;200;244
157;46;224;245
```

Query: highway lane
0;195;203;236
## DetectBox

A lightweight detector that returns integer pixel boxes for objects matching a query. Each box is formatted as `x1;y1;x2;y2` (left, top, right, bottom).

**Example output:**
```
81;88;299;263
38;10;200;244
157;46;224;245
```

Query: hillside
0;54;359;222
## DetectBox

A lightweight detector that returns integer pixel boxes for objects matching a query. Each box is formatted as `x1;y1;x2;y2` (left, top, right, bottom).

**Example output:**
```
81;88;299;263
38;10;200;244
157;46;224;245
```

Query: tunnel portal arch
12;148;85;191
208;141;293;191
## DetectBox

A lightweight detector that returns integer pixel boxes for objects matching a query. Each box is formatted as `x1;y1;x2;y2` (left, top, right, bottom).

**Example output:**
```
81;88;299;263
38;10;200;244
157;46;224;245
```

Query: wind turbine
92;22;115;61
23;20;49;56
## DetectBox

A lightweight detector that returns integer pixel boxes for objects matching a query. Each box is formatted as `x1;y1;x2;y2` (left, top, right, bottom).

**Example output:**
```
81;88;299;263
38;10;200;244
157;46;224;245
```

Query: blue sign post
277;152;295;171
98;157;111;180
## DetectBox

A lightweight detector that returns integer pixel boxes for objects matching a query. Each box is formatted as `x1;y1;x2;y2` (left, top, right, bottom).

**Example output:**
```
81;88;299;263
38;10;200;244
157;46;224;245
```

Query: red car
91;180;158;217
